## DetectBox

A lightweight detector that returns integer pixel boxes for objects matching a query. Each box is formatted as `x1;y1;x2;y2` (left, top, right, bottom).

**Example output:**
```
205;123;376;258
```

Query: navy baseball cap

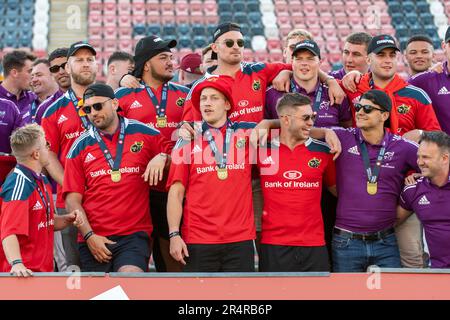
368;35;400;54
211;22;242;60
292;40;321;59
67;41;96;58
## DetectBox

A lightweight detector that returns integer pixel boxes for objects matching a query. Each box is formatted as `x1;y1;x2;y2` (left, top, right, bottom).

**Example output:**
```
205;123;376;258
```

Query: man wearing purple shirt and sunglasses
331;89;420;272
398;131;450;268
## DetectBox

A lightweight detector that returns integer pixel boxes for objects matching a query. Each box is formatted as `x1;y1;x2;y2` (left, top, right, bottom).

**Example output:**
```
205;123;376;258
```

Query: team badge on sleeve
252;80;261;91
130;141;144;153
308;157;321;168
176;97;185;107
397;104;410;114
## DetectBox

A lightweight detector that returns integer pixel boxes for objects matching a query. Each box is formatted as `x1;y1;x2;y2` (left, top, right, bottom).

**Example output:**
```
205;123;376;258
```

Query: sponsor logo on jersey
130;141;144;153
308;157;321;168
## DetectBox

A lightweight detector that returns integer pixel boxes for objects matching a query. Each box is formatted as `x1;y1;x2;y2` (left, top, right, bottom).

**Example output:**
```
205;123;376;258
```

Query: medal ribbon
290;79;323;112
202;120;233;169
359;139;386;184
145;83;168;118
69;89;90;129
92;116;126;172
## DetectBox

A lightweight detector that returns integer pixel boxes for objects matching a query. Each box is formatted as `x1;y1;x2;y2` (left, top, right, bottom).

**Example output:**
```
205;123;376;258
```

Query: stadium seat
178;36;192;49
233;12;248;25
119;27;132;39
118;15;132;28
103;15;116;27
132;2;146;15
147;24;161;36
192;24;206;37
132;14;146;25
104;26;118;40
88;14;102;27
402;1;416;14
119;39;133;52
178;24;191;36
269;49;283;63
233;1;246;12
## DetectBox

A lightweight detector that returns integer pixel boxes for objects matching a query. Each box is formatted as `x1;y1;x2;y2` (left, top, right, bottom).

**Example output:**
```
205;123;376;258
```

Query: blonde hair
285;29;314;46
10;123;45;160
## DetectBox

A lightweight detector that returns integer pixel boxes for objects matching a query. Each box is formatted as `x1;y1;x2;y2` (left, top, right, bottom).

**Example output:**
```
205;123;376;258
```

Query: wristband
10;259;23;267
83;230;94;241
169;231;181;239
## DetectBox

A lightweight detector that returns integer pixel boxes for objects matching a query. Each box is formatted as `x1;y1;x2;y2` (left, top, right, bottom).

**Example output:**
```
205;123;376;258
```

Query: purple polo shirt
399;175;450;268
32;89;64;125
333;127;419;233
329;67;347;80
0;84;38;116
0;98;23;153
408;61;450;134
265;78;352;128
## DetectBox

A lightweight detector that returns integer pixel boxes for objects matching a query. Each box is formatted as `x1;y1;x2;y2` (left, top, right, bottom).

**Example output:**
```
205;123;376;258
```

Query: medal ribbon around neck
202;120;233;171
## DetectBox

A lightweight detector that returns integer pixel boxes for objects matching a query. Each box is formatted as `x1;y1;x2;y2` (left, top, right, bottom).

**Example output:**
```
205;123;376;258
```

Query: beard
150;67;173;83
72;70;96;86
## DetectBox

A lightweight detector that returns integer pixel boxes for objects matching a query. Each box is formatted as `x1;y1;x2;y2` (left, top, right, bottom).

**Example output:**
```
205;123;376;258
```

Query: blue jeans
332;232;401;272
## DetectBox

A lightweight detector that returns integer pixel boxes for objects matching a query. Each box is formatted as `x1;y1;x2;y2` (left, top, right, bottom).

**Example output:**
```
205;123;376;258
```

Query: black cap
83;83;115;101
67;41;96;58
361;89;392;112
133;35;177;78
292;40;321;59
211;22;242;60
445;26;450;43
368;35;400;54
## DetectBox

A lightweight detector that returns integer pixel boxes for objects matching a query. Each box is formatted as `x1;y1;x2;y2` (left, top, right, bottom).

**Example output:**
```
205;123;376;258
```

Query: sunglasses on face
284;113;317;122
49;62;67;73
354;103;386;114
82;99;111;114
221;39;245;48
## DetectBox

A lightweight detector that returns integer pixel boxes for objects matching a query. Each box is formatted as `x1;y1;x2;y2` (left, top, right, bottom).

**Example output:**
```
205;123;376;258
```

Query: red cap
191;75;235;115
179;53;202;75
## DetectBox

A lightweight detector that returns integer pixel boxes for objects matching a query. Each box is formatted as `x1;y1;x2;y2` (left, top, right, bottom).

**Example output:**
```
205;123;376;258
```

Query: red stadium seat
290;16;306;28
337;25;351;39
190;15;206;25
302;3;317;16
118;15;131;27
118;2;131;15
277;15;291;26
323;27;338;39
161;1;175;12
119;39;133;52
305;15;320;28
147;14;160;24
204;0;217;12
320;13;334;28
176;15;190;25
119;27;132;39
132;2;146;15
269;49;283;63
243;48;253;62
89;1;102;14
104;39;118;53
267;38;281;51
190;0;204;13
103;2;117;16
175;1;189;15
335;15;349;27
326;40;341;53
327;52;342;64
205;15;219;24
104;26;118;40
132;14;146;24
146;2;160;15
88;14;102;27
89;26;102;40
103;15;117;27
88;39;102;51
254;50;269;63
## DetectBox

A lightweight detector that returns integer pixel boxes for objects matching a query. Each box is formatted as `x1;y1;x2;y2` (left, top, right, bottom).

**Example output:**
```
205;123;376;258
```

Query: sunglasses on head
82;99;112;114
221;39;245;48
49;62;67;73
354;103;386;114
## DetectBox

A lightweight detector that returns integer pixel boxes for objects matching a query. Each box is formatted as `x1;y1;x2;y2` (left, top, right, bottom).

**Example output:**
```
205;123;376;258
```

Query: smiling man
63;83;170;272
331;89;420;272
404;35;435;77
115;35;189;272
258;93;337;272
41;41;98;268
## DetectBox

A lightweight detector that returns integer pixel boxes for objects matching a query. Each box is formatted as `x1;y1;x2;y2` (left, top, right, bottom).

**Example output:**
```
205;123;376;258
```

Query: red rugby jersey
258;138;336;246
0;165;56;272
41;91;88;208
166;121;257;244
182;62;291;123
62;118;170;240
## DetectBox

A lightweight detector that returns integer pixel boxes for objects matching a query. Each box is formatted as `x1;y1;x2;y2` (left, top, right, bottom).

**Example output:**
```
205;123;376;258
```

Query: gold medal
367;182;377;195
156;116;167;128
217;167;228;180
111;170;121;183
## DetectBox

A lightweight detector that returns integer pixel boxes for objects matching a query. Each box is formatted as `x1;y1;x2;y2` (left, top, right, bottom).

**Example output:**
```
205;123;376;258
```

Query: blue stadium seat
179;36;192;48
402;1;416;14
4;33;18;48
395;24;409;38
147;24;161;36
243;36;251;48
388;1;401;15
22;0;34;10
20;19;33;31
432;36;441;49
207;24;216;37
218;2;231;13
232;1;246;12
233;12;248;25
239;24;249;36
424;25;437;38
193;36;207;48
133;24;146;36
416;1;430;13
178;24;191;36
220;12;233;24
163;24;176;37
405;13;420;26
247;1;260;12
21;7;34;19
19;33;32;47
420;13;434;25
391;13;403;26
192;24;206;37
248;12;262;25
399;37;409;51
250;25;265;36
410;25;424;36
